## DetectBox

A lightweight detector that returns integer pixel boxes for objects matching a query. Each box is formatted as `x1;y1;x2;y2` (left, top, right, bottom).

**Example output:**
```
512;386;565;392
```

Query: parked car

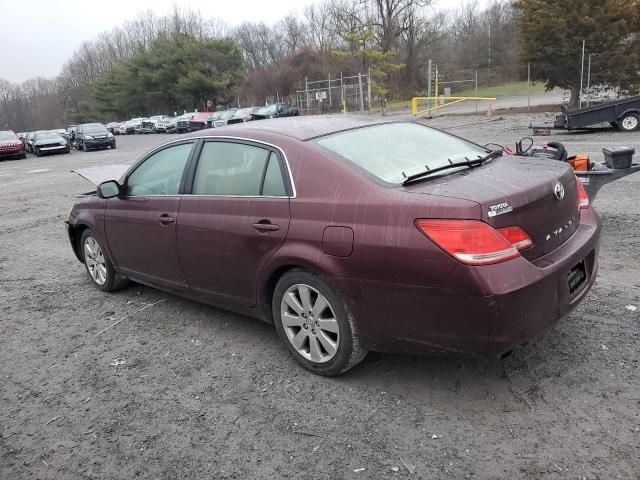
207;109;237;128
26;131;46;153
50;129;71;147
251;103;299;120
106;122;123;135
226;107;259;125
165;117;178;134
75;123;116;151
66;117;600;376
176;112;213;133
141;119;156;134
32;131;70;157
0;130;27;160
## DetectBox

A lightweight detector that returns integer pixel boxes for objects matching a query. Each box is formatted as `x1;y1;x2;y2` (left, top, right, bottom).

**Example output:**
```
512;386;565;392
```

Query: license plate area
568;261;586;294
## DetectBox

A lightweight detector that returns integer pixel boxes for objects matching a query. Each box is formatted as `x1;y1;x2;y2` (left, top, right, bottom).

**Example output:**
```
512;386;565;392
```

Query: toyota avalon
66;117;600;375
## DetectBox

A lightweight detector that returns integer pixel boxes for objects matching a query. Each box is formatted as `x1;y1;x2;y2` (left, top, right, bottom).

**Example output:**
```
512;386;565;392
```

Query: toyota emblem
554;182;565;200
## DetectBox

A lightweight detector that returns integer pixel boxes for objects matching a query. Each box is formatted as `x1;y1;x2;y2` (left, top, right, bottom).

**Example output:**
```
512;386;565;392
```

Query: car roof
194;115;398;141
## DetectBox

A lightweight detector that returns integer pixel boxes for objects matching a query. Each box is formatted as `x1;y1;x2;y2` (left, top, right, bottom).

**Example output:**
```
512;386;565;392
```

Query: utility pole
427;59;432;111
586;54;592;107
328;72;332;108
358;73;365;113
488;22;491;76
527;62;531;112
579;40;585;108
475;68;479;113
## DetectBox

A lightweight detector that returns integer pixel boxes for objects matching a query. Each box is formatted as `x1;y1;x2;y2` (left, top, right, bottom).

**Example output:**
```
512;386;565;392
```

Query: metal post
527;62;531;113
434;65;439;115
427;59;432;112
276;91;279;104
305;76;309;115
358;72;365;113
367;66;371;112
586;54;592;107
328;72;332;108
475;69;478;113
579;40;585;108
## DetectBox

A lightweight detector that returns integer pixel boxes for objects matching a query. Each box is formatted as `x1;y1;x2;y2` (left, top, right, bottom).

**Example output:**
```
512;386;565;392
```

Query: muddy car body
66;117;600;375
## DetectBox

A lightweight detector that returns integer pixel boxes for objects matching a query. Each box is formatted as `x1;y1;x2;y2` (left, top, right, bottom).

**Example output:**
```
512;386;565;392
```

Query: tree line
0;1;638;131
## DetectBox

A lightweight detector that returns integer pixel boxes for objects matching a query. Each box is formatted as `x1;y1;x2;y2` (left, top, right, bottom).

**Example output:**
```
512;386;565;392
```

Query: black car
251;103;299;120
75;123;116;151
32;132;70;157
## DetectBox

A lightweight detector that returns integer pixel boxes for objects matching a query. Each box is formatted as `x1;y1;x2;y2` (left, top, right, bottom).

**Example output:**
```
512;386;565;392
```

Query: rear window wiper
401;150;501;186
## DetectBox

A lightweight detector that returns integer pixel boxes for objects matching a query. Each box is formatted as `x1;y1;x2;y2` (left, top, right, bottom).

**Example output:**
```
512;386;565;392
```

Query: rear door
177;139;292;307
105;141;195;290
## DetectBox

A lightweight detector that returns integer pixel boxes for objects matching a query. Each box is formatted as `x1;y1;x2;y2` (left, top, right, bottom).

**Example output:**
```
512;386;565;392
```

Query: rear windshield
315;123;489;184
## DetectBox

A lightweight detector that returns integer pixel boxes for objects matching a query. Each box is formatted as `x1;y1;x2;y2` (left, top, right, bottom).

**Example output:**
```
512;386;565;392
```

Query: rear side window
192;142;287;196
126;143;192;196
262;153;287;196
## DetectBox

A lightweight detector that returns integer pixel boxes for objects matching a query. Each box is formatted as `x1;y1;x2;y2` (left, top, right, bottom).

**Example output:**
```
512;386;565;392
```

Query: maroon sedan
66;117;600;375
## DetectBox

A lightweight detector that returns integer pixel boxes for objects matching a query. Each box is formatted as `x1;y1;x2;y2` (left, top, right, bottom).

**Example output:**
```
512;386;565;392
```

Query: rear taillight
575;177;589;209
496;226;534;251
415;219;532;265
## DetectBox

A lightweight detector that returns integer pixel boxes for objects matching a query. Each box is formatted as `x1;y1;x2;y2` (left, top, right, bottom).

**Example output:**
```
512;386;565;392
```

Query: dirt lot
1;115;639;479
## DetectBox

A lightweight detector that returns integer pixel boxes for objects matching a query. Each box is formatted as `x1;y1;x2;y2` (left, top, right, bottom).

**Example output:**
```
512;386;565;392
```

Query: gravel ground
1;116;639;479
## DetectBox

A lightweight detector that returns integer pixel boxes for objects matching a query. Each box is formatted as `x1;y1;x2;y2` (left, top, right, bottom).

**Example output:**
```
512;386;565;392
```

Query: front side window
126;143;192;196
192;142;286;196
316;122;490;184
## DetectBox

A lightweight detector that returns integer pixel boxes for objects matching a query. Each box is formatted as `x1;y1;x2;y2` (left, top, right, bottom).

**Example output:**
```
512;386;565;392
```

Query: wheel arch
618;109;640;120
257;246;350;319
68;223;89;263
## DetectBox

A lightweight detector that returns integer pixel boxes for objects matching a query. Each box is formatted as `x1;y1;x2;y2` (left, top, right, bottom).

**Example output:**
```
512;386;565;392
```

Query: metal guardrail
411;96;497;116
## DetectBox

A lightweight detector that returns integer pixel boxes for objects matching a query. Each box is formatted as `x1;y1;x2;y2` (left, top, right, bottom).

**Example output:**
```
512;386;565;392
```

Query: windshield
315;123;490;184
257;105;277;115
0;132;17;141
234;108;252;117
36;133;63;140
83;123;108;134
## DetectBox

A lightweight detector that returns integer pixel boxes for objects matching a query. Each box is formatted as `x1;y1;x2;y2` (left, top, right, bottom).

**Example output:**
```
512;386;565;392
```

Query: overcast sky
0;0;470;83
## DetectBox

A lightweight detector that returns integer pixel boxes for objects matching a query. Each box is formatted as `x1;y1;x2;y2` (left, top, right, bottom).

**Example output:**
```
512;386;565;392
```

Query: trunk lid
400;155;580;260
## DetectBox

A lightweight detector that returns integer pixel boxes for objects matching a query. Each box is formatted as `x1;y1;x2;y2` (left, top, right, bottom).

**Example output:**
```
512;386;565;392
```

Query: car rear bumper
334;208;601;357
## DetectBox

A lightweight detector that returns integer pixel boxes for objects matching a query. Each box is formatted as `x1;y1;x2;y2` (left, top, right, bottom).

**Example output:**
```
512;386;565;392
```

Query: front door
177;140;292;306
105;141;194;290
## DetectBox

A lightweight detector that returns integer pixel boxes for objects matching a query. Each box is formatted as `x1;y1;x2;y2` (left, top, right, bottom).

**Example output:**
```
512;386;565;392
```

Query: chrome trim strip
122;135;297;198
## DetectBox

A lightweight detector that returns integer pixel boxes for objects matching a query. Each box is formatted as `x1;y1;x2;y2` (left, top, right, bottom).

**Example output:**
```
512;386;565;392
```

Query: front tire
272;270;367;376
80;229;128;292
34;147;41;157
83;143;89;152
618;114;639;132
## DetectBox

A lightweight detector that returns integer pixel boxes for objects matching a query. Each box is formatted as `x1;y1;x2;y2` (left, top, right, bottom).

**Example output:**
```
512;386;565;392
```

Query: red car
66;117;600;375
0;130;27;160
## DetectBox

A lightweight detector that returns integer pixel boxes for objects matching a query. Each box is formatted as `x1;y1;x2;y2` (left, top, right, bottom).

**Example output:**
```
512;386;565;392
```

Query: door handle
252;222;279;232
158;214;175;225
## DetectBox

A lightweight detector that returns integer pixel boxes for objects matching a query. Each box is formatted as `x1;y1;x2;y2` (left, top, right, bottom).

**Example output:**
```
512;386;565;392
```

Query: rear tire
272;270;367;376
80;229;128;292
618;114;639;132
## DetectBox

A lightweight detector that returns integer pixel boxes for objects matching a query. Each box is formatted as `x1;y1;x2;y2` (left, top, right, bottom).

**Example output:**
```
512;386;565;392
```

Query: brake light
416;219;522;265
575;177;589;209
497;226;534;251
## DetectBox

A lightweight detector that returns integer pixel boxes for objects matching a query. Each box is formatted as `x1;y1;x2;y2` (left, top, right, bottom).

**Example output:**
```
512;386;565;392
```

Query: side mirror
97;180;121;199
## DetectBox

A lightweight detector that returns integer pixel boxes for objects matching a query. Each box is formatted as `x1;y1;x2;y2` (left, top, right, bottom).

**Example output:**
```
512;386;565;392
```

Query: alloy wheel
84;236;107;285
621;115;638;131
280;284;340;363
